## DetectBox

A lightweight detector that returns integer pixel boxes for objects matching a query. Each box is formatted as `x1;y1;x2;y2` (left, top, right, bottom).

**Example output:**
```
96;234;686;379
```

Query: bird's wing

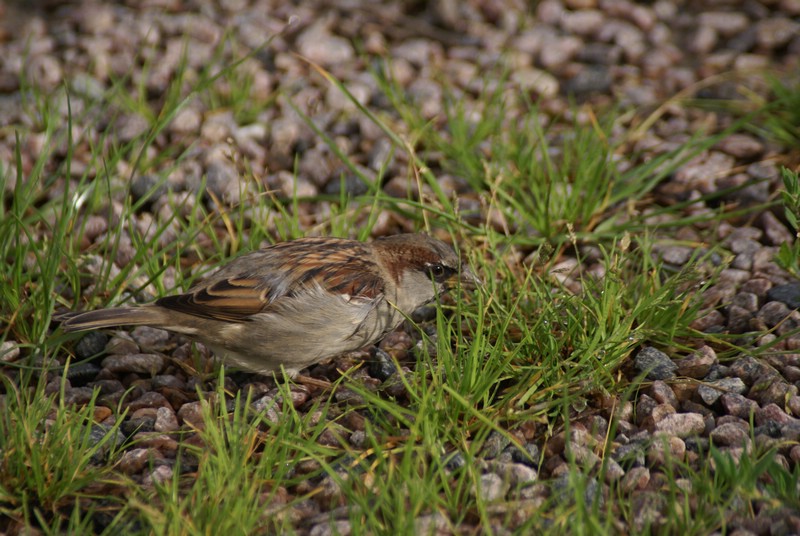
155;238;386;323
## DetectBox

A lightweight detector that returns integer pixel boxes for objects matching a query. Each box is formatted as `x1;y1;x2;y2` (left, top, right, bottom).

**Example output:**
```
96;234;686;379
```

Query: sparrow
60;233;480;377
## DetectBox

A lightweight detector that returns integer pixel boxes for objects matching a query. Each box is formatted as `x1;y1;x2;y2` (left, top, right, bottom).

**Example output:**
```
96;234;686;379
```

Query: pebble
698;12;750;37
414;513;449;535
510;443;541;467
552;473;602;508
481;431;512;459
368;348;397;381
154;406;180;432
64;387;95;406
0;341;20;362
710;423;751;448
74;331;108;359
647;435;686;465
634;347;678;380
177;401;206;429
604;458;625;482
716;133;763;159
143;465;174;486
135;433;180;456
101;353;165;375
128;327;170;352
88;424;126;462
755;403;798;426
105;335;140;355
297;24;355;66
755;18;800;49
309;521;352;536
697;377;747;406
750;375;798;407
476;472;509;502
118;448;161;474
511;67;560;97
621;466;649;492
674;346;716;379
729;356;771;385
654;413;705;438
569;444;601;469
650;380;679;408
767;283;800;309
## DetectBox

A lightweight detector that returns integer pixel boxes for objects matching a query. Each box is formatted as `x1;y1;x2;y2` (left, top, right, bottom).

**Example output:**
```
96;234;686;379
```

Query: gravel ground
2;0;800;533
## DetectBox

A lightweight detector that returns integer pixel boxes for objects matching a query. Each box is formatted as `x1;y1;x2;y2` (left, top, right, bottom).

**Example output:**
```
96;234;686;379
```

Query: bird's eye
427;263;446;279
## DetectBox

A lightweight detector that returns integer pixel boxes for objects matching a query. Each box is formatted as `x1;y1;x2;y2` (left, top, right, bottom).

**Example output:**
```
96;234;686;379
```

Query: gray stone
634;347;678;380
698;377;747;406
482;431;511;459
102;353;165;375
476;473;509;502
729;356;770;385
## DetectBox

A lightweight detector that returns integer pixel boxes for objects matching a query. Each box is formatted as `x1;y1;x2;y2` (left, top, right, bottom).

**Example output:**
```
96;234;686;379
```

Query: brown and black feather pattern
154;237;387;323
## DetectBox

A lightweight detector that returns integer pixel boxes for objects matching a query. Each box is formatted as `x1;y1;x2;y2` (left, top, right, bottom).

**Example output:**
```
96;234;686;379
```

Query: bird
60;233;480;378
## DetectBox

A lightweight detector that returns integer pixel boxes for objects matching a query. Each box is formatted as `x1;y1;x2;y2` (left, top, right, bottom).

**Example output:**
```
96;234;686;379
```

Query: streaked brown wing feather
155;238;386;323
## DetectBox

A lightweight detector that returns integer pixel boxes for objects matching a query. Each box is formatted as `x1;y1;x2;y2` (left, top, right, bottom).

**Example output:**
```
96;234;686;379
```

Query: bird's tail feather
59;307;166;332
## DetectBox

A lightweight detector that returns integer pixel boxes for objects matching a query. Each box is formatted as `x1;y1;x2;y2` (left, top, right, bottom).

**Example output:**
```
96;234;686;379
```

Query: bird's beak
454;267;481;290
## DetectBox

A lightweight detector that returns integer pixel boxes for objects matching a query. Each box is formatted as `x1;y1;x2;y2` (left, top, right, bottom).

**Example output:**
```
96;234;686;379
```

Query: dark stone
753;420;782;438
612;442;646;467
369;348;398;381
65;362;101;386
74;331;108;359
121;415;156;436
63;386;95;406
563;66;613;96
729;356;770;385
323;172;370;196
151;374;188;390
767;283;800;309
575;43;621;65
89;424;127;463
552;473;603;508
509;442;541;467
89;379;125;395
443;451;466;470
634;347;678;380
684;436;710;453
481;431;511;459
130;174;168;207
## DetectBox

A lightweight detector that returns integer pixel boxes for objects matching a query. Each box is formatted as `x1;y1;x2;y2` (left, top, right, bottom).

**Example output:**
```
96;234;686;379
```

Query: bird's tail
58;307;167;332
